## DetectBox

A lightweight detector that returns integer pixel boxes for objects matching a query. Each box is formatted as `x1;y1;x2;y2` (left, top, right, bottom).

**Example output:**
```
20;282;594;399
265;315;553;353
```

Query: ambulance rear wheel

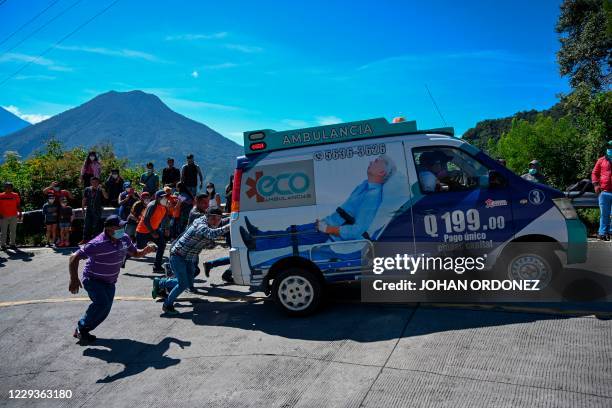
272;268;322;316
500;247;560;289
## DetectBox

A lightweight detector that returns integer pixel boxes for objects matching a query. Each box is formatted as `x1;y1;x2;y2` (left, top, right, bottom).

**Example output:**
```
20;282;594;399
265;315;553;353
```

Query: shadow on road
0;248;34;267
83;337;191;383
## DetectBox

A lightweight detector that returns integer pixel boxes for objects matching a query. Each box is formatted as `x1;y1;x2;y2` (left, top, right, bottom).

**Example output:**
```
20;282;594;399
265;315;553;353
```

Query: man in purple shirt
69;215;156;343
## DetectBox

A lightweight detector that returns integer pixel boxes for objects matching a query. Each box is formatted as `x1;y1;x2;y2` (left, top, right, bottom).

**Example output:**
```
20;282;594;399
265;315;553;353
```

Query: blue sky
0;0;568;144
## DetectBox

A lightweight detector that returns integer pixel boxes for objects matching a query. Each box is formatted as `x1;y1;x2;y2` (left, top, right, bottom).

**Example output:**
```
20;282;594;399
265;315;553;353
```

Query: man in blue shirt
239;155;395;252
139;162;160;195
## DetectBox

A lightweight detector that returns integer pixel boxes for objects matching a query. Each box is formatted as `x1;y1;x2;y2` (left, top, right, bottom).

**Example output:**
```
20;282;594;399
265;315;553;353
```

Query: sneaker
73;327;96;343
221;269;234;284
8;244;17;250
153;265;165;273
162;303;179;315
152;277;161;299
597;234;609;241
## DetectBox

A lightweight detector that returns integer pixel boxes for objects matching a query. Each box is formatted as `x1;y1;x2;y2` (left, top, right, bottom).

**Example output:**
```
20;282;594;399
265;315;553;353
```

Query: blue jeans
78;278;116;332
136;230;166;268
252;222;329;251
187;186;197;197
598;191;612;236
205;256;230;269
160;254;194;306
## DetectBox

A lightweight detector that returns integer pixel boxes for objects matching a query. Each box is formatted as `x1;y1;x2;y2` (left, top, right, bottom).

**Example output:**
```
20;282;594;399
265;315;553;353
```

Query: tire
271;268;322;316
496;246;561;290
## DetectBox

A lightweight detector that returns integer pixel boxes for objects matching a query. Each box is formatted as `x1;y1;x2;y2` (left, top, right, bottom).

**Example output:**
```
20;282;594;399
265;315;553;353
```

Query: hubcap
278;275;314;311
508;254;552;288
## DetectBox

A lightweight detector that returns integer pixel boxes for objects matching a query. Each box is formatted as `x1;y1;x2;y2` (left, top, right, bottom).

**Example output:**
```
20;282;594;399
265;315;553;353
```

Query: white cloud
14;74;56;80
3;105;51;124
191;70;199;78
203;62;238;70
316;116;343;126
165;32;228;41
56;45;162;62
282;119;309;128
225;44;263;53
165;97;242;112
0;52;71;71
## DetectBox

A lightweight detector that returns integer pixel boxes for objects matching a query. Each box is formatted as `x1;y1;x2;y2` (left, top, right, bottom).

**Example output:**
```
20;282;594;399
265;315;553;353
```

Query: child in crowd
42;195;59;246
126;191;150;241
57;197;73;247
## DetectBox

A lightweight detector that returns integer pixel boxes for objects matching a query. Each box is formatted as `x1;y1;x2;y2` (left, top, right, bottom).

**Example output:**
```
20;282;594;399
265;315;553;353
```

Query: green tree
491;115;584;189
556;0;612;91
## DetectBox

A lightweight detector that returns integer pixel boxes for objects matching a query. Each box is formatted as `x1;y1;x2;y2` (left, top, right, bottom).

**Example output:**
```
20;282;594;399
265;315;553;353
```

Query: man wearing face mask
152;207;229;315
521;160;547;184
69;215;157;343
81;177;108;244
104;169;124;208
136;190;169;272
592;141;612;240
180;154;204;196
140;162;160;195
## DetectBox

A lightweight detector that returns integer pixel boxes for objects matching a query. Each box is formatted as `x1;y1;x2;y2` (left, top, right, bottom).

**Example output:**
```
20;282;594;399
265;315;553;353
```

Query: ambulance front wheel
271;268;323;316
499;247;561;289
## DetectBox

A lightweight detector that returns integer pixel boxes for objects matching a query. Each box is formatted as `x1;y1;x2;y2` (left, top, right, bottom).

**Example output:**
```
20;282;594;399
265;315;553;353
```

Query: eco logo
246;170;310;202
241;160;316;211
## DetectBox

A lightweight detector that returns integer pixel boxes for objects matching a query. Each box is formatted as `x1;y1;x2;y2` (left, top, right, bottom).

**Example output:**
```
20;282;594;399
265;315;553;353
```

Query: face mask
207;188;213;193
528;168;537;175
53;186;60;191
147;169;153;174
89;155;95;160
61;202;67;207
48;199;55;204
112;174;118;179
112;228;125;239
607;149;612;157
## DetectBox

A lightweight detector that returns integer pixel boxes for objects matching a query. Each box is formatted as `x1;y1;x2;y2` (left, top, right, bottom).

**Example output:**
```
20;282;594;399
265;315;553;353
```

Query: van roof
243;117;454;155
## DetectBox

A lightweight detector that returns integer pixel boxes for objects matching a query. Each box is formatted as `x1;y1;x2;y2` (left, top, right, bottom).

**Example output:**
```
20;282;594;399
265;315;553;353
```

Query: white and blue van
228;118;587;315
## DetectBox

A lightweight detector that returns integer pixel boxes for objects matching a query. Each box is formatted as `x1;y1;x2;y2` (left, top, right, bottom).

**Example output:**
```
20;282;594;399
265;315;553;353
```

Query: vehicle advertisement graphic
240;160;316;211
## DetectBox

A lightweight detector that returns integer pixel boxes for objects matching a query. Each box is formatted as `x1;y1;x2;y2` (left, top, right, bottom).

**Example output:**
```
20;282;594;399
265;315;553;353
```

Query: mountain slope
462;102;567;151
0;106;30;136
1;90;242;188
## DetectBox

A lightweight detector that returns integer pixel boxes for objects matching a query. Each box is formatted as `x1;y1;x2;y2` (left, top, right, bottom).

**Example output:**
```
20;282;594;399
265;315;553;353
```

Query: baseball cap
104;215;127;228
140;192;151;199
155;190;167;199
529;160;540;166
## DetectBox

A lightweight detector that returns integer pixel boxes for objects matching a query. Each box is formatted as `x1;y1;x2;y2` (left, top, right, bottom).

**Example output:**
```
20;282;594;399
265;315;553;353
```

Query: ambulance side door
407;145;514;258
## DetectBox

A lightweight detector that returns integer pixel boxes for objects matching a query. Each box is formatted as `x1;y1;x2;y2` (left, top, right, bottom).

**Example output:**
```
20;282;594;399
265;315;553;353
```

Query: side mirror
488;170;506;188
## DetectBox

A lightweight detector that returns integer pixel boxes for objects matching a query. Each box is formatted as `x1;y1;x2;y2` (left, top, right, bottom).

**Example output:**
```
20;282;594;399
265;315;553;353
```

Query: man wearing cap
521;160;547;184
136;190;169;272
0;182;22;251
180;154;204;197
69;215;157;343
592;141;612;240
152;207;229;315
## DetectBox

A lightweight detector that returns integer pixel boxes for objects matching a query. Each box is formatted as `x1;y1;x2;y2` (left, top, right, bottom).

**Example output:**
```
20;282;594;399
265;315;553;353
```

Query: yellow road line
0;294;266;308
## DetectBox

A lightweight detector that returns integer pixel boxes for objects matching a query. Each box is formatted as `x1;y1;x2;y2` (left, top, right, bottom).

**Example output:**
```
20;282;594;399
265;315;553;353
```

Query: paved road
0;246;611;408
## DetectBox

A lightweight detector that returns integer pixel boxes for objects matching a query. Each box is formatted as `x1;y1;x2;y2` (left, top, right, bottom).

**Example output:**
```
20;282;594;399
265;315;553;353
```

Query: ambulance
228;117;587;315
